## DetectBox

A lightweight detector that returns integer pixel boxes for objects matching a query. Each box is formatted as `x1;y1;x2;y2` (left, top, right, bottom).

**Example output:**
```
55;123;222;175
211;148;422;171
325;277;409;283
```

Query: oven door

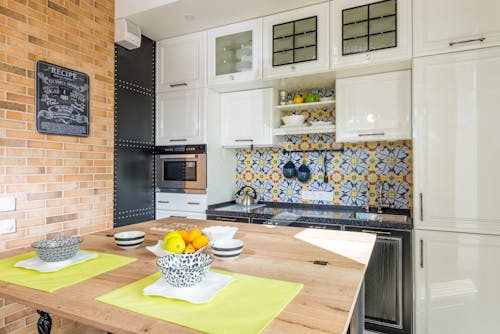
156;154;206;191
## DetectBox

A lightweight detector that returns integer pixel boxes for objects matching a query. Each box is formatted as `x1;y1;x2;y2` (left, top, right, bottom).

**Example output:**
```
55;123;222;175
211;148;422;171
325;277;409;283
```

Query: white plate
14;251;98;273
146;240;205;257
280;123;309;129
309;120;333;126
143;271;234;304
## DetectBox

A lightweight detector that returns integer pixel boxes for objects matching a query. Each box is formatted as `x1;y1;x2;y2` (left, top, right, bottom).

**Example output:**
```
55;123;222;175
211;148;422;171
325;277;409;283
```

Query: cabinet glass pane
369;16;396;34
342;0;398;56
273;22;293;38
273;50;293;66
343;21;368;39
273;36;293;52
294;46;316;62
344;37;369;54
369;31;396;50
272;16;318;66
294;31;316;48
343;6;368;24
370;0;396;18
295;17;316;33
215;30;253;76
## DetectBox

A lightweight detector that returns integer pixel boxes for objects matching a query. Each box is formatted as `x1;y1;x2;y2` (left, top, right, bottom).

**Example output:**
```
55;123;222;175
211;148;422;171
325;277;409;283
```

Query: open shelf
273;124;335;136
275;100;335;111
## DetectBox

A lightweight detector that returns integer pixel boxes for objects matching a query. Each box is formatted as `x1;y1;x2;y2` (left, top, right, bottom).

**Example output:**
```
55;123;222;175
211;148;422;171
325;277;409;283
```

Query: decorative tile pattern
235;134;413;209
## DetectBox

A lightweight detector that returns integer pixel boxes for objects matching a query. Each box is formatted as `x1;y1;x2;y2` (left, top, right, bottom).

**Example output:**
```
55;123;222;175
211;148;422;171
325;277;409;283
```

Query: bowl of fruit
146;228;209;257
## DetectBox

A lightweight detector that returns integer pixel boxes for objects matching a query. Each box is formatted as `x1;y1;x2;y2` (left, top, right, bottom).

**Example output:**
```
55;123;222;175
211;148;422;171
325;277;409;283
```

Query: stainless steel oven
155;144;206;193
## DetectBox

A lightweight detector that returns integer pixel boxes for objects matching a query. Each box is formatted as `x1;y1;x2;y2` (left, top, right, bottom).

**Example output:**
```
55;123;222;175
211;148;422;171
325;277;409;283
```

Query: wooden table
0;218;375;334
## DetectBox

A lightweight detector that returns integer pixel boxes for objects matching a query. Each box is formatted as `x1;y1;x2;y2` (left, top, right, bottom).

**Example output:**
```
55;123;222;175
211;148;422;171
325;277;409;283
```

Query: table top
0;218;375;334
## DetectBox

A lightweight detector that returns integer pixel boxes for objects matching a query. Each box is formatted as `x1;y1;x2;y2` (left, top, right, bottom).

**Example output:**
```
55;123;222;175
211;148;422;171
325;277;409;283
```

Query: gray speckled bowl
32;236;82;262
156;253;212;288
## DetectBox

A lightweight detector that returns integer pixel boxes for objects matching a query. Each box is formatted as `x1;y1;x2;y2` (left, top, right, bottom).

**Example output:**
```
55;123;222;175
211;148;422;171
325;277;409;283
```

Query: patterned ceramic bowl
32;236;82;262
156;253;212;288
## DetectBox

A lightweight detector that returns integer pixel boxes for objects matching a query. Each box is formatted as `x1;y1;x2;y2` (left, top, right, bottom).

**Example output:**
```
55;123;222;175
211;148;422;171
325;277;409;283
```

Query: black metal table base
37;310;52;334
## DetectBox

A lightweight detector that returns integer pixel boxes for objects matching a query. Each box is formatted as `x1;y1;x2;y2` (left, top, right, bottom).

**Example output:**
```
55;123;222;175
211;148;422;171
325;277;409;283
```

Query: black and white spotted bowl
32;236;82;262
156;253;212;288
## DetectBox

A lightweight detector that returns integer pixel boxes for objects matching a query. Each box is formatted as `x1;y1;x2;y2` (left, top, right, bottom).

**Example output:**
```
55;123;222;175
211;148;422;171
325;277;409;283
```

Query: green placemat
0;251;137;292
96;270;303;334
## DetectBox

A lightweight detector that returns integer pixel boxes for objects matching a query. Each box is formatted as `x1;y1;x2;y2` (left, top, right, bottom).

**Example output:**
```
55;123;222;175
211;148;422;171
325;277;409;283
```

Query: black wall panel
114;36;155;227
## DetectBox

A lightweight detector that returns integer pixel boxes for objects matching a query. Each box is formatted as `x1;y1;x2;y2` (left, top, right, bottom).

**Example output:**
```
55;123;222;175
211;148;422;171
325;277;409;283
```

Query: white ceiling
117;0;328;41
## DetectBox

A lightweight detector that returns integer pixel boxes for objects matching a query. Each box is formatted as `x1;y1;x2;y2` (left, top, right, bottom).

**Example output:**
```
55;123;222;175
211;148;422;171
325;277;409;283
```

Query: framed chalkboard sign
35;61;90;137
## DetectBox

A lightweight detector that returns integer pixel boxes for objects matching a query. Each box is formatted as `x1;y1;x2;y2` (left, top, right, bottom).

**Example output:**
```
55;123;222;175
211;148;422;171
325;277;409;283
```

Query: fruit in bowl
147;228;209;257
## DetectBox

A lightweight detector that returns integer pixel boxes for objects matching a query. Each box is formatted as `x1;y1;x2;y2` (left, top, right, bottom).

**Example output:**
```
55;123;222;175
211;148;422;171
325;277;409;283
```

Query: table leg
37;310;52;334
349;281;365;334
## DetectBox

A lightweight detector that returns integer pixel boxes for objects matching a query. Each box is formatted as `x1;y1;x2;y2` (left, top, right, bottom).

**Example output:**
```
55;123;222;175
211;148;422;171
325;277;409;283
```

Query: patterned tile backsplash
235;134;413;209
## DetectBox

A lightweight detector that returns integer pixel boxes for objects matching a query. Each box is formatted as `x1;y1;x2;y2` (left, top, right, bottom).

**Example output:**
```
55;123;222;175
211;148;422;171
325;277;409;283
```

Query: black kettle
235;186;258;206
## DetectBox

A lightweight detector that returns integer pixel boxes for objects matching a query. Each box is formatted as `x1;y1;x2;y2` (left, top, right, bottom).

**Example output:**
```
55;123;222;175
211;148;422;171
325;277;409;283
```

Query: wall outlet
0;197;15;212
302;191;334;202
0;219;16;235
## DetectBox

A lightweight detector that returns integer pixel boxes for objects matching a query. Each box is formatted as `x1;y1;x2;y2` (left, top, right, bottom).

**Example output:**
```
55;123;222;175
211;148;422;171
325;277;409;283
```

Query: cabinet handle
171;215;187;218
169;139;187;142
449;37;485;46
358;132;385;137
419;193;423;222
158;201;170;204
187;202;200;205
361;229;392;235
235;139;254;142
169;83;188;87
214;217;237;222
420;239;424;268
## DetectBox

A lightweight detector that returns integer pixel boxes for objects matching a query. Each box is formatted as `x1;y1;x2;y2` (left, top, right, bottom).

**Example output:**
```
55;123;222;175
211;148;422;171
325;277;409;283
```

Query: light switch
0;219;16;235
0;197;15;212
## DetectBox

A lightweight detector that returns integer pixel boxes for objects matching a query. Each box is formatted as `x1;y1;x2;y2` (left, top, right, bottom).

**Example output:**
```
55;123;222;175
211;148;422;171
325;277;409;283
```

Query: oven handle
158;154;198;159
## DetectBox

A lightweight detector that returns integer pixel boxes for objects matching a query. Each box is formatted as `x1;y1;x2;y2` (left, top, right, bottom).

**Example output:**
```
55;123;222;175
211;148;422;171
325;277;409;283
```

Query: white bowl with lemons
146;229;208;257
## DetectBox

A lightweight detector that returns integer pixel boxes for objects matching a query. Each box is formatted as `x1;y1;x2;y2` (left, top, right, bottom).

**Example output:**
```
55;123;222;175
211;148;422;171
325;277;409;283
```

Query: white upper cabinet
335;70;411;143
413;0;500;57
262;3;330;79
207;18;262;85
415;230;500;334
331;0;412;69
220;88;278;148
156;89;205;145
413;47;500;235
156;31;206;91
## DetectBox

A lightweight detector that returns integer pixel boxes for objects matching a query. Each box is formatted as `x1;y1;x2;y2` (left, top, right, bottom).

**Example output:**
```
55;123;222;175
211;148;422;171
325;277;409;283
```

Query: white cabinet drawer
156;210;206;220
156;193;207;213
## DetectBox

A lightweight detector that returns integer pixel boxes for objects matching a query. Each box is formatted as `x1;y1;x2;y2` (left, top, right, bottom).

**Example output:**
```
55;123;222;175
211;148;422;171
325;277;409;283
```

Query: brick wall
0;0;114;333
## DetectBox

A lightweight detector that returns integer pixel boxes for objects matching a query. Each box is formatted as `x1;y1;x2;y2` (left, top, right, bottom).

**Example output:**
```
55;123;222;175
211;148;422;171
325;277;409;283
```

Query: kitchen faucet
376;181;385;213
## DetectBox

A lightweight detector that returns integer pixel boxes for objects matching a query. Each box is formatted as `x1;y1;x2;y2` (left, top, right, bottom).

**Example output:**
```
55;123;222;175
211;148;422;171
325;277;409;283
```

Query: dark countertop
206;201;413;230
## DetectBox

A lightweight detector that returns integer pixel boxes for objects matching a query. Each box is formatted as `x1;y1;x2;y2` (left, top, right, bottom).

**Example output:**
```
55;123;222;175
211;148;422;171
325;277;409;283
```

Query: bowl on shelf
210;239;244;261
113;231;145;249
202;226;238;241
156;253;212;288
281;114;306;127
31;236;82;262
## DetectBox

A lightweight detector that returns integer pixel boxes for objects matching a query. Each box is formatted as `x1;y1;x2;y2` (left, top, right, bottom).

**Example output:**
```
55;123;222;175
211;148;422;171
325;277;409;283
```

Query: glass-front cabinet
207;18;262;85
330;0;411;69
263;2;329;79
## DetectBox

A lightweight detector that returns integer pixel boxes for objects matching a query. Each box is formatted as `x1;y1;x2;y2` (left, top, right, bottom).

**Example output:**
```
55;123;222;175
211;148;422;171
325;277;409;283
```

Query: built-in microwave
155;145;207;193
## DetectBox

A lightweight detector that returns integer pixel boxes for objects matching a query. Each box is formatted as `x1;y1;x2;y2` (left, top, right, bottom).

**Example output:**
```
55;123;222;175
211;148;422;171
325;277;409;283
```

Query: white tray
14;251;98;273
146;240;205;257
143;271;234;304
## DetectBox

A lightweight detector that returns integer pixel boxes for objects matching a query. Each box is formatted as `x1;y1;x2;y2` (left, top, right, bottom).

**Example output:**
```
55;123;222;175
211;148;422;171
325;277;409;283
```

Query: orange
187;228;202;243
184;243;196;253
178;229;189;242
192;235;209;250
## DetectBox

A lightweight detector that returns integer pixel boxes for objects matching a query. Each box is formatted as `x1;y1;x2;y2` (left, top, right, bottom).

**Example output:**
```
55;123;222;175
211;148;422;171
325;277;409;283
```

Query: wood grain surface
0;218;375;334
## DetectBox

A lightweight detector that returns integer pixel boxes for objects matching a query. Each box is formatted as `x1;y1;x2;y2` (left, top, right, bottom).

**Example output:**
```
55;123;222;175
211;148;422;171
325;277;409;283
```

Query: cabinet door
156;89;205;145
331;0;412;69
336;70;411;142
413;0;500;57
415;230;500;334
156;31;206;91
220;88;276;147
207;18;262;85
413;48;500;234
263;3;329;79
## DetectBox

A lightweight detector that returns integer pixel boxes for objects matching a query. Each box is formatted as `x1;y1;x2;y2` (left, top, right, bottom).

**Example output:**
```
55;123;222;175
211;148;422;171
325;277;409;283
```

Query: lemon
163;231;182;248
164;236;186;254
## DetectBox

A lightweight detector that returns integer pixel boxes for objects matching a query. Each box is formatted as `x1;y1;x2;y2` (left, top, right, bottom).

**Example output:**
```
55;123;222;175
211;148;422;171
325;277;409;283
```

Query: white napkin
14;251;98;273
143;271;234;304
